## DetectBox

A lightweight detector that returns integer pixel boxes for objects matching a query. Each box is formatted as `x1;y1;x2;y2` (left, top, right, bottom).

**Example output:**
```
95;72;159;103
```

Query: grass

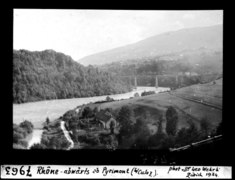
94;78;223;131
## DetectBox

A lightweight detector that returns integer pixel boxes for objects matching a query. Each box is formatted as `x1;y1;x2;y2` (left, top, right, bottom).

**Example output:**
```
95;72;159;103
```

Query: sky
13;9;223;61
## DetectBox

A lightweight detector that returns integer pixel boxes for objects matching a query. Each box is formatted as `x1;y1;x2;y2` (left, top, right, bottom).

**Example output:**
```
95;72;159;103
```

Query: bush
40;134;71;150
134;93;140;97
17;139;28;148
216;120;223;135
148;132;167;148
117;106;134;144
141;91;156;96
13;131;25;143
175;128;188;147
165;106;178;136
186;121;200;142
200;117;211;137
99;134;118;150
106;96;114;102
132;118;151;149
82;106;94;118
63;110;78;121
78;134;100;146
30;143;46;149
13;143;26;149
19;120;34;134
13;123;30;147
160;135;175;149
175;121;200;147
46;117;50;124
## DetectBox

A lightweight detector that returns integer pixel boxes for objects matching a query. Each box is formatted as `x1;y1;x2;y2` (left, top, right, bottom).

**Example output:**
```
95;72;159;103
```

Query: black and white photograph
4;8;230;178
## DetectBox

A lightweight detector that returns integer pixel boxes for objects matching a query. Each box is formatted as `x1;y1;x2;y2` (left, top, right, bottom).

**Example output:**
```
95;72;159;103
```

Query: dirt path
60;121;74;150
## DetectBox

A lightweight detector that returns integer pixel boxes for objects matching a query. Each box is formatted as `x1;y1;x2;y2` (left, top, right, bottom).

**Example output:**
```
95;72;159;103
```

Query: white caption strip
0;165;232;179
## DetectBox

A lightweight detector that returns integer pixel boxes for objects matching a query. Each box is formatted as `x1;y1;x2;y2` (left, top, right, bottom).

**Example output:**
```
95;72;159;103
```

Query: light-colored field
172;79;222;109
96;78;223;130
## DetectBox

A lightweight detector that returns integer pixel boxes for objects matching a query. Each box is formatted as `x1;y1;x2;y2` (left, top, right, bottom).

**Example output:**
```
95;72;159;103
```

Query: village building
95;110;117;130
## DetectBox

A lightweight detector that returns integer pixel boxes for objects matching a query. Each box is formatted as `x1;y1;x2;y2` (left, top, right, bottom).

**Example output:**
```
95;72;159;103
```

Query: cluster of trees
13;120;34;149
30;134;71;150
146;107;221;149
61;104;216;150
29;102;223;150
141;91;156;96
114;105;221;150
76;132;118;150
30;120;71;150
105;96;114;102
13;49;132;103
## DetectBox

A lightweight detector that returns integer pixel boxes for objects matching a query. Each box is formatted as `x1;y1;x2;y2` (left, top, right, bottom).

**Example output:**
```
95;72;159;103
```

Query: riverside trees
13;120;34;149
13;49;131;103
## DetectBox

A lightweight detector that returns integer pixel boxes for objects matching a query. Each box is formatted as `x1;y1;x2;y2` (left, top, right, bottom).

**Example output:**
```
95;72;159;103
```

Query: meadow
95;78;223;131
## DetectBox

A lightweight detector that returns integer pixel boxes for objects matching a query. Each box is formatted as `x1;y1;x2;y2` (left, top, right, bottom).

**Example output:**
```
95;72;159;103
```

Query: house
96;110;117;130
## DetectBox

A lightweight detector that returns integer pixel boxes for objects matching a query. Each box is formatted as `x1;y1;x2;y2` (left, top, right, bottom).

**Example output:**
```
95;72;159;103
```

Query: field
94;78;223;131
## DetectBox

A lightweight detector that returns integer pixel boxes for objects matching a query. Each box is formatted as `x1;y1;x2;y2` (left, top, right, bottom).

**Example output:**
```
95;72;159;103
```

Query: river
15;86;170;148
27;129;44;149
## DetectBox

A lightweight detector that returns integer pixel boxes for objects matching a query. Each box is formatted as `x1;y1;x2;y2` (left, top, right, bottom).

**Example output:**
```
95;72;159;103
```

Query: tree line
13;49;132;103
29;103;223;150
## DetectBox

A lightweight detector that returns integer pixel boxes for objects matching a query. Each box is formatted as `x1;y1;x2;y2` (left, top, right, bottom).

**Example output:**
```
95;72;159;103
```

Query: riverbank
13;86;170;148
13;86;169;128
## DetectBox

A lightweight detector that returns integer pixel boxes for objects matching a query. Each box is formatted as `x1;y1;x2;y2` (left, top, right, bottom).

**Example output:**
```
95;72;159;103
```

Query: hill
13;49;132;103
94;78;222;131
78;24;223;65
29;78;222;150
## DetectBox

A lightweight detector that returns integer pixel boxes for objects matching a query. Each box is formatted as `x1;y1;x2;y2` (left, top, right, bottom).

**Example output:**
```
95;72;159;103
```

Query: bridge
118;73;222;88
119;74;179;88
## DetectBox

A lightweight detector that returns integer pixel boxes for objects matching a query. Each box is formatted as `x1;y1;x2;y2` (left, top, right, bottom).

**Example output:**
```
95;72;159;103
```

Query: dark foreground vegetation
13;120;34;149
30;103;223;150
30;119;71;150
13;49;132;103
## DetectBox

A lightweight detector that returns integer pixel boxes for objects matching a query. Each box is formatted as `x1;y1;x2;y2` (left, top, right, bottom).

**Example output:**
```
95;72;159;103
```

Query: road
60;121;74;150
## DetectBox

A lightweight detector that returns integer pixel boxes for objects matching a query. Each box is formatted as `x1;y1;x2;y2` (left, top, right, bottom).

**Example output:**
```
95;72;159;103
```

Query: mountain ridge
78;24;223;65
